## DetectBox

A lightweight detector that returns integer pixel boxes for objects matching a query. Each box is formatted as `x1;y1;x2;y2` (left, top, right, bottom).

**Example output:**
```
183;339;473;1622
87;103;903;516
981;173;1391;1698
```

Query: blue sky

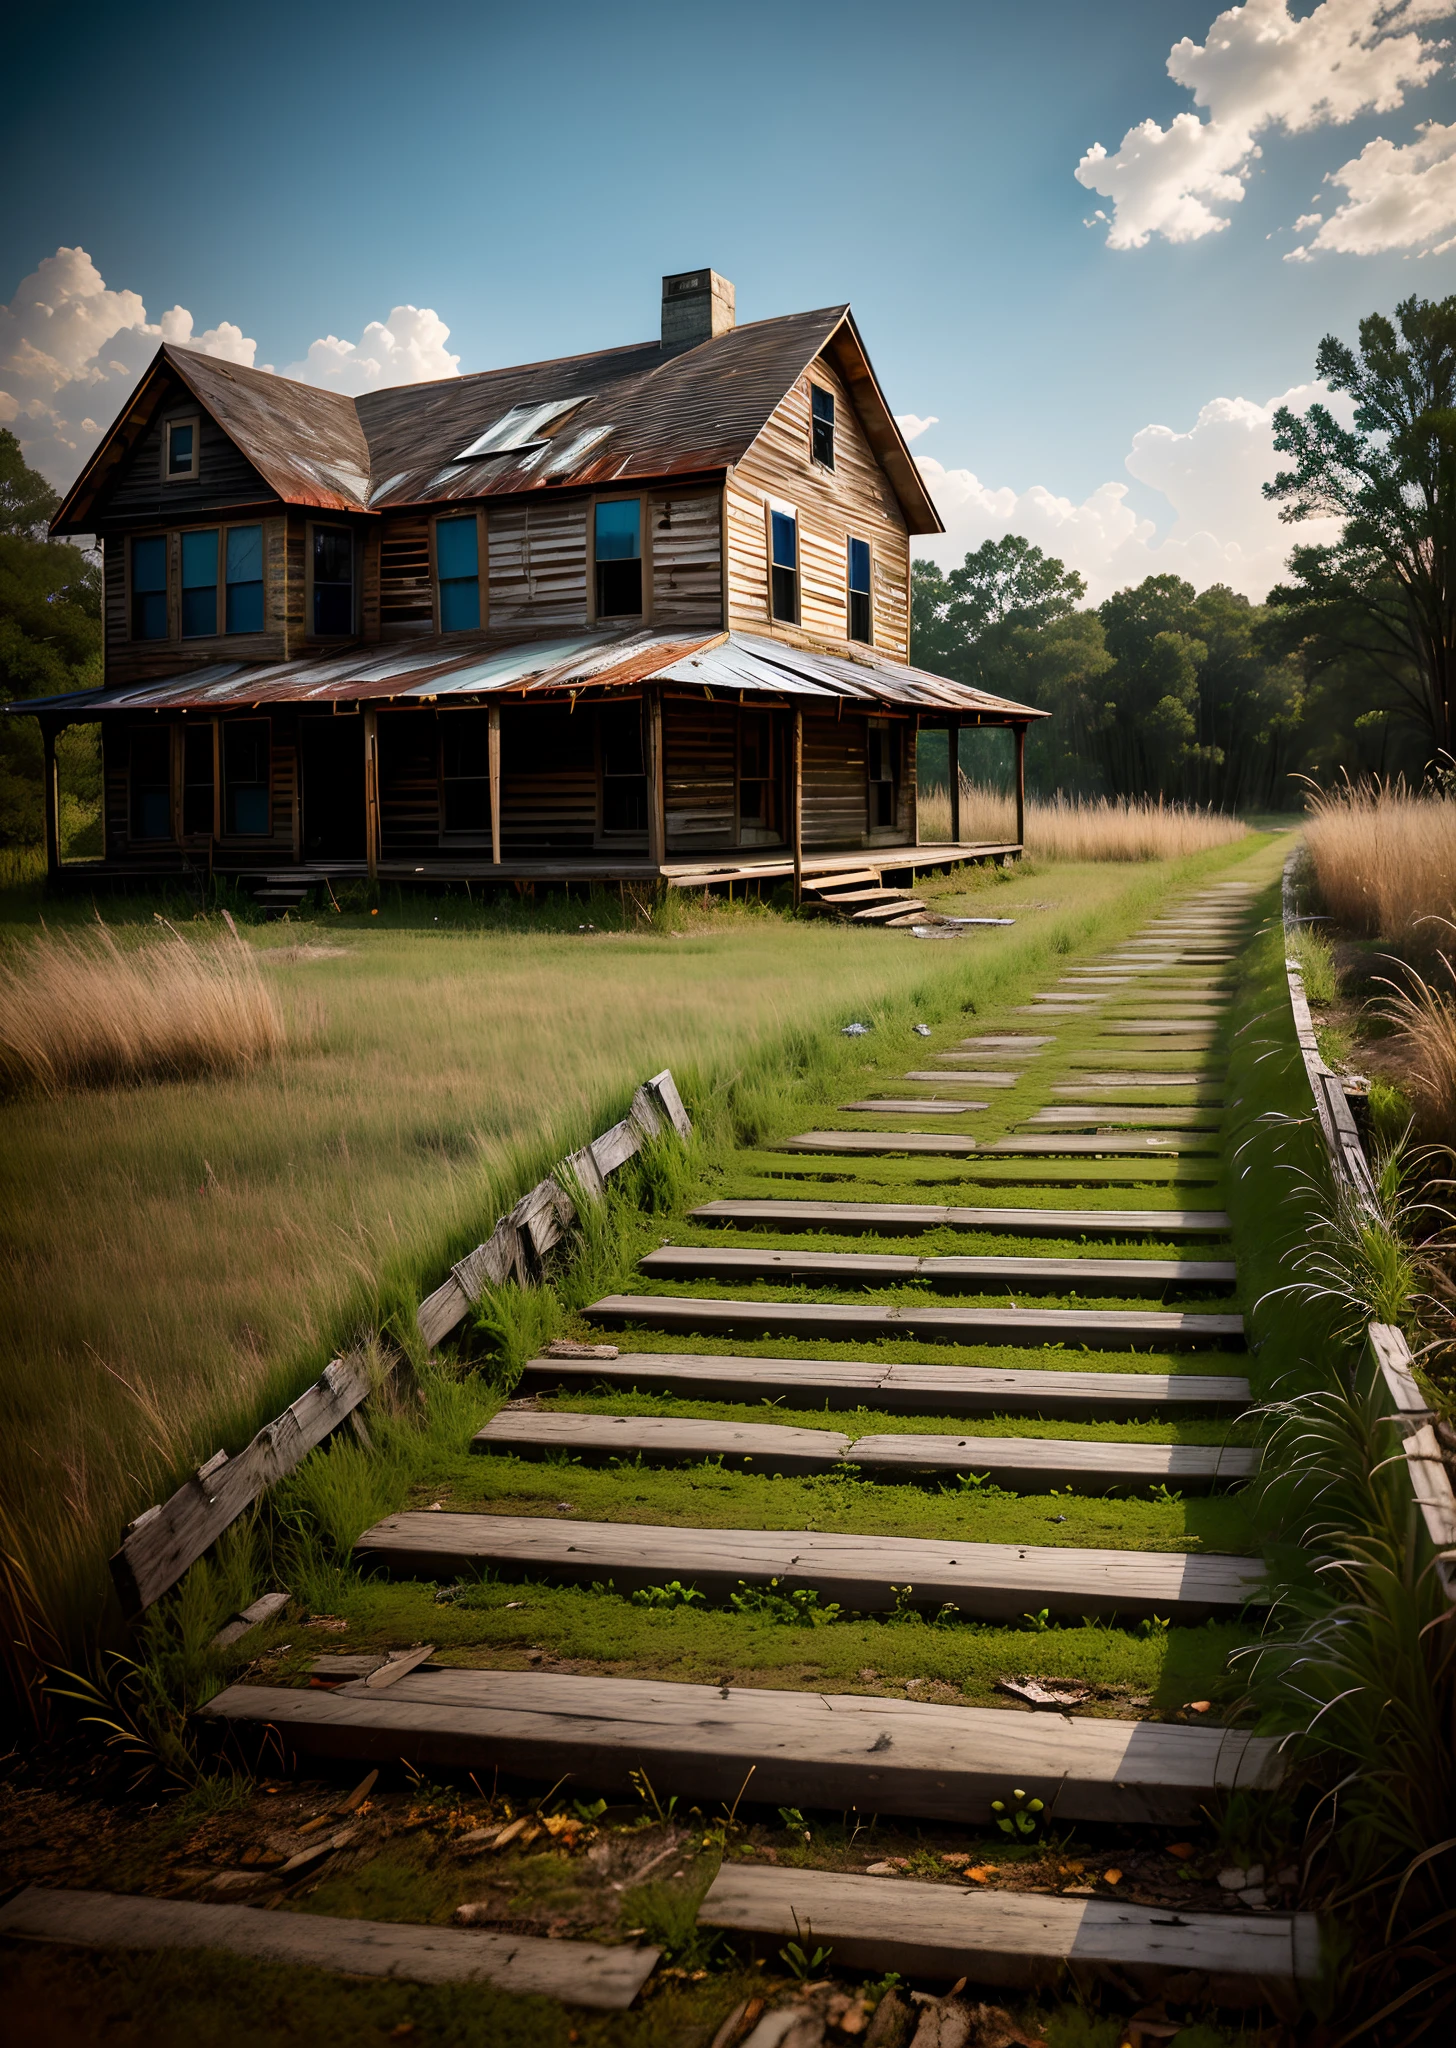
5;0;1455;598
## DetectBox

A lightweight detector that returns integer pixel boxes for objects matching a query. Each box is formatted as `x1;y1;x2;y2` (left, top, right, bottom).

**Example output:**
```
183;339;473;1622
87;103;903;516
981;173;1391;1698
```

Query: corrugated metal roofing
4;630;1045;720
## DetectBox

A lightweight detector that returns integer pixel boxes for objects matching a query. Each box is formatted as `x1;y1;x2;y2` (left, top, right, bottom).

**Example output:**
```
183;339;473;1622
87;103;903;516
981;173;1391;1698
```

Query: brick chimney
661;269;735;353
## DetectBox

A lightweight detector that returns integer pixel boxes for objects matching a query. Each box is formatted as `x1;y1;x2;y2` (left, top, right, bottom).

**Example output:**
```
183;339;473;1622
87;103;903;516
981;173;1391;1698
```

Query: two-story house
15;269;1044;895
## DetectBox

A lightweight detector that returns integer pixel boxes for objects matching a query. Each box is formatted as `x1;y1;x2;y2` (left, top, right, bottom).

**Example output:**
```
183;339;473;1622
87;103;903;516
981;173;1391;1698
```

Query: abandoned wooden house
14;268;1045;900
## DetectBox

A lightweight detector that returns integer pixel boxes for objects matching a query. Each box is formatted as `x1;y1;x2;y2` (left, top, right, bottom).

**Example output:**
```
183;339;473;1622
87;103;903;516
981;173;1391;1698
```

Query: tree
1095;576;1214;798
0;430;103;849
1265;294;1456;766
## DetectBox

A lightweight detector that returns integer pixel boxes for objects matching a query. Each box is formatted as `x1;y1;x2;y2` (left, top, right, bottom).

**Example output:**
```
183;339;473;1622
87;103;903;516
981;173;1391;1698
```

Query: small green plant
1022;1608;1052;1632
572;1796;608;1822
629;1767;678;1823
992;1787;1045;1840
730;1577;842;1626
1148;1482;1184;1506
863;1971;903;2009
630;1580;705;1609
779;1910;833;1980
1137;1613;1171;1639
778;1805;811;1840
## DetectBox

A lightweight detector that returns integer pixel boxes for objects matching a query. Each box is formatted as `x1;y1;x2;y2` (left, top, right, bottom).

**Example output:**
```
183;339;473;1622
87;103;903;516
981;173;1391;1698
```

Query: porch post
1014;723;1026;849
362;708;380;882
948;721;961;847
646;689;666;870
488;703;502;867
41;719;62;882
792;706;804;906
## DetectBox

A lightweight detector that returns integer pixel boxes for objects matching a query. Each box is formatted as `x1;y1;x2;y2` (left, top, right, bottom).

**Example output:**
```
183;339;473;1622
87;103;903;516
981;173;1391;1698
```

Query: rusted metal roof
53;307;943;538
5;629;1044;720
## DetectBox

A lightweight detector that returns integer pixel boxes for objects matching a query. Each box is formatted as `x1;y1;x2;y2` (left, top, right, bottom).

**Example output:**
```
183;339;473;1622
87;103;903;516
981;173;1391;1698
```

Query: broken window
436;517;481;633
454;398;584;463
770;507;798;623
312;527;354;636
181;529;219;637
811;385;835;469
848;537;872;644
131;536;168;640
595;500;642;617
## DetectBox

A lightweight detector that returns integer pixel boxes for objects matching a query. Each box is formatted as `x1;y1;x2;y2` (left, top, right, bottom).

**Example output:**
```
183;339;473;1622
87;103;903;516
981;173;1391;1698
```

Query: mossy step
637;1245;1237;1295
587;1293;1245;1351
691;1199;1233;1238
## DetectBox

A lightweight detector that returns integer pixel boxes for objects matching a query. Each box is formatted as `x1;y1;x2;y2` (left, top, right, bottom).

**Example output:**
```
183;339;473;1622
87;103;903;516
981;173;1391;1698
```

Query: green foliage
991;1787;1045;1840
728;1576;842;1626
1287;925;1338;1005
630;1580;705;1609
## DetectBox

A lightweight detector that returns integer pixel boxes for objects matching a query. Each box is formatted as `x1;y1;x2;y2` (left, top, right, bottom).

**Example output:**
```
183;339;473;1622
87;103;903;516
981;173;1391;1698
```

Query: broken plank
697;1867;1317;2008
588;1293;1244;1349
210;1590;290;1651
199;1668;1281;1827
352;1514;1265;1621
637;1245;1237;1294
0;1885;658;2011
520;1349;1252;1418
690;1200;1232;1238
474;1410;851;1472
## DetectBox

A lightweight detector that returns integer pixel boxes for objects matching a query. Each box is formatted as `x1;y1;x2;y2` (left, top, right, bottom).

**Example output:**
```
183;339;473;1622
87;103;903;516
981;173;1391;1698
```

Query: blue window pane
771;510;797;569
135;591;168;639
230;788;271;835
138;789;172;839
182;585;217;636
848;538;871;592
182;529;218;588
440;579;481;632
595;499;640;561
435;518;478;581
132;537;167;592
226;581;264;634
226;525;263;584
168;422;194;473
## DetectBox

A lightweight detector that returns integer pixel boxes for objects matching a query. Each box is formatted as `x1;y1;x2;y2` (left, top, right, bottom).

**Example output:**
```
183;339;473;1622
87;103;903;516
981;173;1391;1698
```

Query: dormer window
455;397;585;463
594;499;642;617
810;385;835;469
163;417;200;481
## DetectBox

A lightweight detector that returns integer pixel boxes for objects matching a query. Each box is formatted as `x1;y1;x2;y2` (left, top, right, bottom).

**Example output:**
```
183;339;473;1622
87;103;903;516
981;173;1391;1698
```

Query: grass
1302;779;1456;949
918;782;1250;861
1379;939;1456;1155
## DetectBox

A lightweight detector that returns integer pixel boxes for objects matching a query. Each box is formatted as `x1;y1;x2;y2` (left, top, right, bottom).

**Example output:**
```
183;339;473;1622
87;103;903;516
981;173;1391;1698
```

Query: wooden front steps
636;1244;1238;1294
698;1866;1319;2009
690;1199;1234;1237
473;1410;1256;1490
352;1513;1264;1620
519;1349;1253;1418
587;1293;1246;1349
0;1884;658;2011
200;1669;1280;1827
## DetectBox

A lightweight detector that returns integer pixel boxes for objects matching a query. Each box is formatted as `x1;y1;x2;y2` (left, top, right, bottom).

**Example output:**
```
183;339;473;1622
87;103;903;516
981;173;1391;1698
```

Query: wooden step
637;1245;1237;1294
956;1036;1052;1051
475;1412;1255;1491
905;1069;1019;1086
1023;1107;1223;1129
0;1884;658;2011
778;1130;980;1155
812;886;911;906
697;1866;1318;2008
840;1098;988;1115
852;900;926;922
690;1199;1233;1238
521;1349;1252;1418
803;871;882;895
588;1293;1245;1349
1099;1023;1222;1037
1055;1075;1222;1091
353;1513;1265;1620
200;1669;1281;1827
981;1133;1221;1156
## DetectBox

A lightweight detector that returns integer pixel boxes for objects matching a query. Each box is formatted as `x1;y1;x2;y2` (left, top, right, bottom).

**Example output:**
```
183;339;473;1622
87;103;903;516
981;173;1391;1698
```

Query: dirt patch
259;944;352;964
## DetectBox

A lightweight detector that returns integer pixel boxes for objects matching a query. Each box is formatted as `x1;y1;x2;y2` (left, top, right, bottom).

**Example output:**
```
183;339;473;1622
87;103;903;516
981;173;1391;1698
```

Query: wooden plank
637;1246;1237;1293
112;1356;370;1615
840;1099;988;1115
1054;1076;1221;1091
1367;1323;1456;1604
905;1070;1019;1086
587;1293;1243;1349
778;1130;980;1155
690;1200;1233;1237
0;1885;658;2012
697;1867;1317;2007
521;1349;1252;1418
199;1668;1282;1826
352;1513;1265;1620
1024;1108;1223;1129
476;1411;1254;1491
982;1134;1221;1156
210;1590;290;1650
475;1410;851;1472
957;1036;1052;1051
1097;1024;1221;1038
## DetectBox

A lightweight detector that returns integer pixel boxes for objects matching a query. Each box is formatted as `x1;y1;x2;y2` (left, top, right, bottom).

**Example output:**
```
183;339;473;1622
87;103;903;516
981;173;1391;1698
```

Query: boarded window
440;711;491;833
312;527;354;636
182;724;214;835
436;518;481;633
810;385;835;469
129;727;171;840
770;508;798;623
599;702;647;833
223;720;271;835
181;530;219;638
131;536;168;640
226;526;264;634
848;537;872;644
595;500;642;617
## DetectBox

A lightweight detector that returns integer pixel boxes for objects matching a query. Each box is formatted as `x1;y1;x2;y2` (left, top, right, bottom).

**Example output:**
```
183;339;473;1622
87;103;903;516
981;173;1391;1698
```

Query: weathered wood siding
649;491;722;627
378;709;440;852
726;353;910;660
664;699;736;847
379;515;434;637
802;711;868;849
488;503;589;628
94;380;277;527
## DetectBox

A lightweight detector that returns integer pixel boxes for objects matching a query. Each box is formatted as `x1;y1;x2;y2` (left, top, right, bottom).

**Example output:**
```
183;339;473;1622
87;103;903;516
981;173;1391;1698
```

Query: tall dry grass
1303;780;1456;944
1380;931;1456;1154
0;918;284;1096
919;778;1248;861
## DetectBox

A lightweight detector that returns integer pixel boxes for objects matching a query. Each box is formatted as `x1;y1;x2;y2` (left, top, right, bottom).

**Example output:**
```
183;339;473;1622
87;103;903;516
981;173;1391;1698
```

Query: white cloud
1289;117;1456;254
915;382;1346;605
895;412;939;442
0;247;461;490
1076;0;1451;250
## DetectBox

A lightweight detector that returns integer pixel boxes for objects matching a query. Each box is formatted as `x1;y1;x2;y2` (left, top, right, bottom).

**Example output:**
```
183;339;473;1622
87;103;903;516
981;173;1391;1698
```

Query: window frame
307;522;357;639
596;698;650;840
590;494;646;623
809;384;835;471
180;527;220;639
127;722;175;843
223;522;266;636
847;535;873;646
220;717;274;839
128;532;172;642
438;707;494;840
432;511;486;636
162;415;201;484
767;499;799;626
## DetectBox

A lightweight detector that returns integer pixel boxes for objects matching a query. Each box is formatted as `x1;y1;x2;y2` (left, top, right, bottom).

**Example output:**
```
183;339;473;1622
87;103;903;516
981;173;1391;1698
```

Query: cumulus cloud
895;412;940;441
914;382;1347;605
1289;117;1456;254
1076;0;1451;250
0;247;461;490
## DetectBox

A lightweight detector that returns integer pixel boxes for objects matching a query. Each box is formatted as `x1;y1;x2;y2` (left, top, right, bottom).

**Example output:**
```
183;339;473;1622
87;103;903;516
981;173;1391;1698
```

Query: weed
631;1581;706;1610
1137;1614;1171;1639
991;1788;1045;1841
729;1577;842;1626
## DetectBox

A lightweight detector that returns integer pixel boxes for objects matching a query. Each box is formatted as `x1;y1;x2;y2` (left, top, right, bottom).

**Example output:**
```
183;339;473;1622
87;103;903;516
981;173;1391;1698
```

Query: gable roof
53;305;943;536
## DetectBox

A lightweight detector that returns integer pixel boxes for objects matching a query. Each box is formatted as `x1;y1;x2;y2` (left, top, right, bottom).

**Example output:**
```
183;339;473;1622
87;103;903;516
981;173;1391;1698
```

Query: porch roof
3;627;1047;722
